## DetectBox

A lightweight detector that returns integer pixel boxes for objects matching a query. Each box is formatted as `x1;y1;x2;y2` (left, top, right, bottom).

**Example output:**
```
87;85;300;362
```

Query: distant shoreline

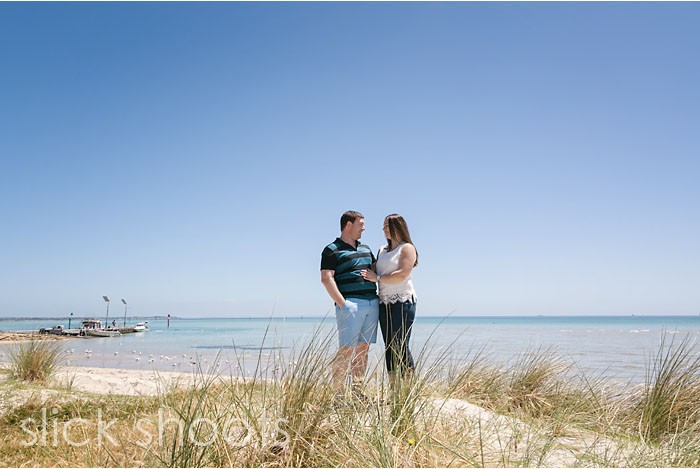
1;314;699;321
0;315;178;321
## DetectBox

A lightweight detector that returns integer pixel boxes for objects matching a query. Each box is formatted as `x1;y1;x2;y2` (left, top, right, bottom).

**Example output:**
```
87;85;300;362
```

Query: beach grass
7;339;64;382
1;332;700;467
634;333;700;443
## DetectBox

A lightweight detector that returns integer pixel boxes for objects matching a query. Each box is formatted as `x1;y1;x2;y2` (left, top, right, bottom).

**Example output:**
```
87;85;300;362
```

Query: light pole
69;312;73;330
121;299;127;327
103;296;110;327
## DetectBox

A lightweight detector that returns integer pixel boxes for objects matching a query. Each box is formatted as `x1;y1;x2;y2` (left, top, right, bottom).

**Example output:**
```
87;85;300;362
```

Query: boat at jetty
86;329;121;337
36;317;149;338
80;319;121;338
109;321;149;334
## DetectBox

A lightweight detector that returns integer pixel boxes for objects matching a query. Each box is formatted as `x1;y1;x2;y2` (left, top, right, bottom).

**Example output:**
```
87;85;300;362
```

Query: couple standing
320;210;418;395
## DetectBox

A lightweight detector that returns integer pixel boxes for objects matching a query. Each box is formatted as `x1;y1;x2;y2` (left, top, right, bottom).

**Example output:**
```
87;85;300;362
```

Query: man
321;210;379;395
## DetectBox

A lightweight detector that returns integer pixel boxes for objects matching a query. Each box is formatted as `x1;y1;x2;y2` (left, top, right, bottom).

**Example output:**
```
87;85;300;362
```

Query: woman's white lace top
376;243;417;304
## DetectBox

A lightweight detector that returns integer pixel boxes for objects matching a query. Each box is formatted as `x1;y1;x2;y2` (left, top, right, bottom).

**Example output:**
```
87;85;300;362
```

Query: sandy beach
52;366;201;396
0;364;202;415
0;331;697;467
0;331;71;342
0;362;624;467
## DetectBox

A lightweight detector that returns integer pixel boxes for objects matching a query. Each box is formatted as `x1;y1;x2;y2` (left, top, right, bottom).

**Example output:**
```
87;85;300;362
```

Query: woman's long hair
385;213;419;267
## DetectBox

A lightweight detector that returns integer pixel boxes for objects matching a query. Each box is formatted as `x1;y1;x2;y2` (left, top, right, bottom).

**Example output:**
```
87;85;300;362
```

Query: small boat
79;319;121;338
86;329;121;337
133;321;150;332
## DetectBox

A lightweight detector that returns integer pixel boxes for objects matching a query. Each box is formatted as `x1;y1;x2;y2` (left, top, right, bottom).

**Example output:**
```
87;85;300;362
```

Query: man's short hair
340;210;364;231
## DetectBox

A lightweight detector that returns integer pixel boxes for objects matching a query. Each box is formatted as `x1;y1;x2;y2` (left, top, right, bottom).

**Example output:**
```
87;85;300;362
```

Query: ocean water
1;315;699;384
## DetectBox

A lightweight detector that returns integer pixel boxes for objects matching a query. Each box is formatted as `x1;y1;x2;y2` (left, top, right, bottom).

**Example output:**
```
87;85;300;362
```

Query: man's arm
321;269;345;307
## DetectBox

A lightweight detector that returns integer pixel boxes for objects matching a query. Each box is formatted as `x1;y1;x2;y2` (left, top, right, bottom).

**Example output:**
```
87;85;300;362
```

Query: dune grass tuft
506;347;569;417
8;340;64;382
634;333;700;442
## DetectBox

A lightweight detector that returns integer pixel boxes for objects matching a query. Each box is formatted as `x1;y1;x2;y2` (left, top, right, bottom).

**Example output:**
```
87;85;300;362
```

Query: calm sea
2;316;699;384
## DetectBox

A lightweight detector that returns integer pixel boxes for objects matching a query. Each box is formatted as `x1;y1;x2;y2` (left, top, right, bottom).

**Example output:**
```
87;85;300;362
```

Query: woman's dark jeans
379;300;416;374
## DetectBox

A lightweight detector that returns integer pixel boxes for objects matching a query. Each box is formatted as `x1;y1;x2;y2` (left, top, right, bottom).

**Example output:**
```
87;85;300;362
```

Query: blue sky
1;3;699;318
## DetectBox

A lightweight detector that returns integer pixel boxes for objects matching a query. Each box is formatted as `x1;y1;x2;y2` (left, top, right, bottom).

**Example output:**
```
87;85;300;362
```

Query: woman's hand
360;269;378;283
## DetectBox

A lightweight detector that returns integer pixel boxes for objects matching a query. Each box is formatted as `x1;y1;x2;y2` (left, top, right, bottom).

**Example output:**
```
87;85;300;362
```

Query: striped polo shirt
321;237;378;301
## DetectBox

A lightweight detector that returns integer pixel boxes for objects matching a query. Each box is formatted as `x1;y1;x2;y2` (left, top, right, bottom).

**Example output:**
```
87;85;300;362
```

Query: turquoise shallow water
1;315;699;384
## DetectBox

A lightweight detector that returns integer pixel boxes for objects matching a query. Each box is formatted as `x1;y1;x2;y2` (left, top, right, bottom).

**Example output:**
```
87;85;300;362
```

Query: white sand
52;366;207;396
0;365;220;421
430;397;624;467
0;332;69;342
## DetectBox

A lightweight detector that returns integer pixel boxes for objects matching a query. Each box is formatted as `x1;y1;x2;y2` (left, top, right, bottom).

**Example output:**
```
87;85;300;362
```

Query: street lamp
103;296;110;327
121;299;127;327
69;312;73;330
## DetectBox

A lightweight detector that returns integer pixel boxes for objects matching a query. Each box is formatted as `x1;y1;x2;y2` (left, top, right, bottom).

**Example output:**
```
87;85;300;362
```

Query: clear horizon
1;3;699;318
2;313;699;320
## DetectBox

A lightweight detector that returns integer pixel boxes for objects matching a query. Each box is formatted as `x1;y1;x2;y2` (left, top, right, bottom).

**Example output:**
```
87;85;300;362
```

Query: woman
361;214;418;379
